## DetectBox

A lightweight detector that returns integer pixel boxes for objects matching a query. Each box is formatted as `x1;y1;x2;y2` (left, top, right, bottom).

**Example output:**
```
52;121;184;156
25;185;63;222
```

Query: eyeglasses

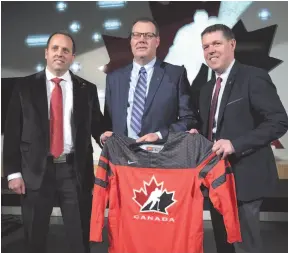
131;32;157;40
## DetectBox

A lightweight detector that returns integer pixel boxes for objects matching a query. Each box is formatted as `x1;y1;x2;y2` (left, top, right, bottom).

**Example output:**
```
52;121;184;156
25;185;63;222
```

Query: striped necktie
130;67;147;135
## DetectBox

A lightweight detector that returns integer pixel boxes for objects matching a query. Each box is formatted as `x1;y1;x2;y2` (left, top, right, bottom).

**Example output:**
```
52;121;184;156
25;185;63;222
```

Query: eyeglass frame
131;32;158;40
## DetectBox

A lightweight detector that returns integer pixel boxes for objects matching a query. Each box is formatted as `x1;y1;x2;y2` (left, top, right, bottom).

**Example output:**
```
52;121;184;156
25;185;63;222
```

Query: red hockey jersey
90;132;241;253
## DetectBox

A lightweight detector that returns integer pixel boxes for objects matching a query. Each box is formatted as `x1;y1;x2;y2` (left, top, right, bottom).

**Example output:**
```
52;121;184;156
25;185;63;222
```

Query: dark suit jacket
104;59;199;139
3;70;104;192
199;61;288;201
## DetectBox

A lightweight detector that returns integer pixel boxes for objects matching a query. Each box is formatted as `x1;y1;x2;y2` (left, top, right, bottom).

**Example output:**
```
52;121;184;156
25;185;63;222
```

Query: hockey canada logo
132;176;177;215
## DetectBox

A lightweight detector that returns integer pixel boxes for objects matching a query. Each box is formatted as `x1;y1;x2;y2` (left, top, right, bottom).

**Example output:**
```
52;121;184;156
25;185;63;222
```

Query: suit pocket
226;97;244;107
224;97;247;118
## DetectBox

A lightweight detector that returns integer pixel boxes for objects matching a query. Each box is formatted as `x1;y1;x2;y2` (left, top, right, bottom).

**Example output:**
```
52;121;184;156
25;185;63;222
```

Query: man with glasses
101;17;199;143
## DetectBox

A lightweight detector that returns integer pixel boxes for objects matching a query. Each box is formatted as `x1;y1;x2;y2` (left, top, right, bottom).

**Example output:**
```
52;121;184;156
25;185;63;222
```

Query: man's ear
231;39;236;50
156;37;160;48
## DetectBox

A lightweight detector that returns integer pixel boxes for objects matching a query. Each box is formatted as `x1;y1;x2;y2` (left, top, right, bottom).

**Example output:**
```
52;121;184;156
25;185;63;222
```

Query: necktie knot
51;77;63;86
216;77;222;86
139;67;146;74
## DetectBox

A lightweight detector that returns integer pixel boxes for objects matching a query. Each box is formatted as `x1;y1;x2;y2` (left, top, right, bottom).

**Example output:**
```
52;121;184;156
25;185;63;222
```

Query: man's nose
139;36;146;42
56;49;64;57
208;46;216;54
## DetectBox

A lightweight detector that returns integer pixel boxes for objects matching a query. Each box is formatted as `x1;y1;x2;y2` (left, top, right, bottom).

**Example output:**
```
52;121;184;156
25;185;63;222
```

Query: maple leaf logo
233;20;282;72
132;176;177;215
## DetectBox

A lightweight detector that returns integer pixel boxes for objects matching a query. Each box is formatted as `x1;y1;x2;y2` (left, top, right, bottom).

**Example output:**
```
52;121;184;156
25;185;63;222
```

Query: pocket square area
226;98;243;106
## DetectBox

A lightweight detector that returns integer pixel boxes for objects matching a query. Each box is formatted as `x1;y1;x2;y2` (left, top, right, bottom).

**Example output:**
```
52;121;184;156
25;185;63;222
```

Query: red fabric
90;154;241;253
208;77;222;141
50;77;63;158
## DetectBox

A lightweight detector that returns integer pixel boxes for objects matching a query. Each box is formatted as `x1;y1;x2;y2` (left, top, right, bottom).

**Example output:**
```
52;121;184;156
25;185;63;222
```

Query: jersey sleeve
199;153;242;243
90;145;111;242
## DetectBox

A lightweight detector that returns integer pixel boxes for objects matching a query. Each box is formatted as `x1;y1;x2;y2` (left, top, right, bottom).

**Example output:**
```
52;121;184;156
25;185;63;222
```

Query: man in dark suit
3;31;104;253
101;17;199;144
193;24;288;253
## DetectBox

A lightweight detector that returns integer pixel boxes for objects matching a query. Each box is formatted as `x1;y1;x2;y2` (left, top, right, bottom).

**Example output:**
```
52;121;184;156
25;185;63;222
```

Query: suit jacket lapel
216;61;239;131
32;71;49;140
201;79;215;136
143;59;165;115
70;71;89;131
119;64;133;131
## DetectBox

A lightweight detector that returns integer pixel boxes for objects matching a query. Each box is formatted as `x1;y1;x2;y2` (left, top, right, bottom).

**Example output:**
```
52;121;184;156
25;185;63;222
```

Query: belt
48;153;74;164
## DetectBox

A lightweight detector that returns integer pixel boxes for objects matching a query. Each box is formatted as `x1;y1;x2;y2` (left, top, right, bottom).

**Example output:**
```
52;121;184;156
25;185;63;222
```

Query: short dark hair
46;31;76;54
201;24;235;40
131;17;160;36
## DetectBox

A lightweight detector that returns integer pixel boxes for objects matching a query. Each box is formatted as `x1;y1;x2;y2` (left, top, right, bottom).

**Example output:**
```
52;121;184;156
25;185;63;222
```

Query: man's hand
188;129;199;134
8;178;25;195
136;133;159;143
100;131;113;144
212;139;235;159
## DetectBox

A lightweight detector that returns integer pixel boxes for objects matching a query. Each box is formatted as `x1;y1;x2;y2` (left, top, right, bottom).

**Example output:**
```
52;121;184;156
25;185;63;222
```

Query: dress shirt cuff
155;131;162;140
7;173;22;181
100;133;104;147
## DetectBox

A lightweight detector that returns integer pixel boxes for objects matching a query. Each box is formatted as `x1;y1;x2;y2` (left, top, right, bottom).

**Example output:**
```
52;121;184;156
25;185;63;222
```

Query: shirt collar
45;67;71;82
132;57;157;74
216;59;235;81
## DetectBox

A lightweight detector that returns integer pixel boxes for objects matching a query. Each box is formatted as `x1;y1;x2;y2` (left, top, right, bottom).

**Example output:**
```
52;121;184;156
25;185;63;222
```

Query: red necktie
208;77;222;141
50;77;63;158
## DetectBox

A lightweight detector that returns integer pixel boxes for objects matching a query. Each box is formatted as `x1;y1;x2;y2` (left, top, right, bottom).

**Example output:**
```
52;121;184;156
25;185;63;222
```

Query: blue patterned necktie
131;67;147;135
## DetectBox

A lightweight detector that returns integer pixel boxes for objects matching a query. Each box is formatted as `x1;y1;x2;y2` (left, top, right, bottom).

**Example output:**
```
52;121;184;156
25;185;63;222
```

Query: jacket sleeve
199;154;242;243
90;145;110;242
91;84;105;147
103;73;113;132
3;83;23;176
164;67;199;137
231;69;288;156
